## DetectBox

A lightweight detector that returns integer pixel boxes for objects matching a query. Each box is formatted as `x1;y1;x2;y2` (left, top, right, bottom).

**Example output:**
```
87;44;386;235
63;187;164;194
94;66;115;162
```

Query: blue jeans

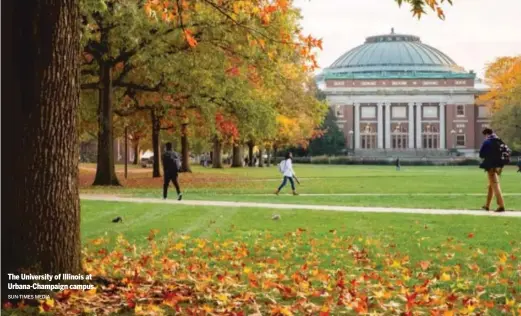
278;176;295;191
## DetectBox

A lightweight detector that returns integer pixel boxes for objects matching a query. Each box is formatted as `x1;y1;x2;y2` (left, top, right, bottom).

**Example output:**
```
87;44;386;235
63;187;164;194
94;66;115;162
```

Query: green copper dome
324;30;474;80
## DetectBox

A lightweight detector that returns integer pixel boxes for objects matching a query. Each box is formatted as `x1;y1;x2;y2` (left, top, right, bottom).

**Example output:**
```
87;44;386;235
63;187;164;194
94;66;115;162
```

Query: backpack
278;160;286;174
493;138;511;164
173;153;182;171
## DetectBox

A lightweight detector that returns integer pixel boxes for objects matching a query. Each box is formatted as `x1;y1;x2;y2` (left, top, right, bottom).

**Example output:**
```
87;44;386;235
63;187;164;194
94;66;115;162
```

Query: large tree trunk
133;142;140;165
247;140;255;167
3;0;82;302
151;110;161;178
266;148;271;167
231;144;243;168
273;145;278;165
180;122;191;172
212;136;223;168
93;58;120;185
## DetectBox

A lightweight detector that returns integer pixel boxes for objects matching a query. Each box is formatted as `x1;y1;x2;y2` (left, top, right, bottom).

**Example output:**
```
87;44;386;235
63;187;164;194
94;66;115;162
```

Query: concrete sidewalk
81;194;521;217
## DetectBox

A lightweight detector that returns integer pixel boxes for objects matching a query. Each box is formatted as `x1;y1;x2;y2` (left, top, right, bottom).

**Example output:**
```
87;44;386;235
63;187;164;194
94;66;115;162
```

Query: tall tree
308;108;346;156
480;56;521;149
2;0;81;301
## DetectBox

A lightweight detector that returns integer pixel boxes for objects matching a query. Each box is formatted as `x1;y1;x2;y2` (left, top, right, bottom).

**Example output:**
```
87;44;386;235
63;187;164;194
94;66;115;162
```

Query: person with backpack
479;128;511;212
162;142;183;200
275;152;300;196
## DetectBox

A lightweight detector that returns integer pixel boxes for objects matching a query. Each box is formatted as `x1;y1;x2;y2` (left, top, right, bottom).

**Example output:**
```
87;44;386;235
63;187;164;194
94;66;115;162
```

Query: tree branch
81;83;99;90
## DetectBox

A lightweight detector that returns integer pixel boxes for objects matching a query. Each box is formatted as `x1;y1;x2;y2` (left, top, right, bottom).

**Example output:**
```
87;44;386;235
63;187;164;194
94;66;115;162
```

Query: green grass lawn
82;165;521;210
73;200;521;314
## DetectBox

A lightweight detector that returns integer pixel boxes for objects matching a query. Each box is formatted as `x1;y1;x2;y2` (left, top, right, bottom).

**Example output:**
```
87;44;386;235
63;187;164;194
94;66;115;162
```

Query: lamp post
349;130;354;155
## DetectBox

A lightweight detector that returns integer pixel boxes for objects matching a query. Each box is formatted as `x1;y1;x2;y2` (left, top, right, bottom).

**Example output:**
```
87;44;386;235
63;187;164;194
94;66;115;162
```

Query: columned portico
377;103;384;149
408;102;415;149
384;103;391;149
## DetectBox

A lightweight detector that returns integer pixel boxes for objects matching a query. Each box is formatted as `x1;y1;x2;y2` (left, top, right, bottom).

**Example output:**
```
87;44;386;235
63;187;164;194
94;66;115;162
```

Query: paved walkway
81;194;521;217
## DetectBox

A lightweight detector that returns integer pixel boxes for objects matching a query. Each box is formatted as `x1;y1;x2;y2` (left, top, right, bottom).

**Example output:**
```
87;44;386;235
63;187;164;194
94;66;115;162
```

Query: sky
293;0;521;78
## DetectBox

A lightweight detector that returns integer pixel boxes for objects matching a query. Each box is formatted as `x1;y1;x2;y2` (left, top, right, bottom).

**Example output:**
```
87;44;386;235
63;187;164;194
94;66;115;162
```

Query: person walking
479;128;511;212
517;157;521;173
275;152;299;196
162;142;183;200
395;157;401;171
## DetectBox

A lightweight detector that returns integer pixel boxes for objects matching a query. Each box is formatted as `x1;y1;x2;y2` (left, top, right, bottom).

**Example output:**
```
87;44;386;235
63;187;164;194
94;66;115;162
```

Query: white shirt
281;159;295;177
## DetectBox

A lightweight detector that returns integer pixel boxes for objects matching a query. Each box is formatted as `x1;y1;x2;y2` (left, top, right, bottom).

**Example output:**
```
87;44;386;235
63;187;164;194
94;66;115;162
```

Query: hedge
271;156;520;166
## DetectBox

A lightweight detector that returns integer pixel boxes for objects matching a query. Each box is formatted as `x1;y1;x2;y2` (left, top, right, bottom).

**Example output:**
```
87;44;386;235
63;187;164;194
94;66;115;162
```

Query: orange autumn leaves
145;0;323;72
8;230;520;315
479;56;521;112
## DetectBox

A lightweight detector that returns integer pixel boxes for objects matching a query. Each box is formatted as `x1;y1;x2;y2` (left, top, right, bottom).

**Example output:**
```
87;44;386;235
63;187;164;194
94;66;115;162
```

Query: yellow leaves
498;252;508;264
440;272;451;281
39;298;54;313
480;56;521;111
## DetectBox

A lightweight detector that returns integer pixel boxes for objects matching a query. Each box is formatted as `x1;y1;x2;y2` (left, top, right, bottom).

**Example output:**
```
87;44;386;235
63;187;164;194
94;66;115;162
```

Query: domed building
321;29;491;157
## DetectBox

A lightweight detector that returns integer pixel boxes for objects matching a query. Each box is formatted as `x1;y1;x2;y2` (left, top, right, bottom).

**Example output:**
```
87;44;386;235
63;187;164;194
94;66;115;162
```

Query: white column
354;103;360;149
439;103;446;149
377;103;384;149
384;103;391;149
416;103;423;149
408;102;415;149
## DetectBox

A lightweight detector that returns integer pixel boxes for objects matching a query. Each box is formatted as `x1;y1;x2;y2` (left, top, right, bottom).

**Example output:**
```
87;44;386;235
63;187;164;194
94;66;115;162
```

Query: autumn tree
2;0;82;301
480;56;521;150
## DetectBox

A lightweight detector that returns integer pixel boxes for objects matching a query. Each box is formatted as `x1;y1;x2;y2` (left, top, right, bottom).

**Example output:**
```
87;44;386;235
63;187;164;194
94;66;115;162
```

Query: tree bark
151;110;161;178
212;136;223;168
180;122;191;172
231;144;243;167
133;142;140;164
247;140;255;167
3;0;82;302
93;58;120;185
266;148;271;167
273;145;278;165
259;148;264;167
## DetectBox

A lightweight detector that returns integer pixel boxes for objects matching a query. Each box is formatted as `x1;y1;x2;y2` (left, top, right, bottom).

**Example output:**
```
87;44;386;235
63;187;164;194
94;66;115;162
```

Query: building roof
324;29;475;80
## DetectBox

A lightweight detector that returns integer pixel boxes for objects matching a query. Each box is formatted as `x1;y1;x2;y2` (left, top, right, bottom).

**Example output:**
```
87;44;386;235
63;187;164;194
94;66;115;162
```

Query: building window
456;105;465;117
361;106;376;119
335;105;344;118
392;106;407;119
423;106;438;118
391;124;408;149
360;125;377;149
478;106;490;118
422;125;440;149
456;135;466;147
337;123;344;130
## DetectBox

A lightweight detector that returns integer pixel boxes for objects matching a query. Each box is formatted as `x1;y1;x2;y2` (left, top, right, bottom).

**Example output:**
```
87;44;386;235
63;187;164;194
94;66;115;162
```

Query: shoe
274;190;280;196
495;207;505;213
481;206;489;211
177;193;183;201
292;191;299;196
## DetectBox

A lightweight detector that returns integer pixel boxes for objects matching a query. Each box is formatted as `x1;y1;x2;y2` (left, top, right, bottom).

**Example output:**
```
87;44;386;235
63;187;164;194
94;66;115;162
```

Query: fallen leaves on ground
4;230;521;315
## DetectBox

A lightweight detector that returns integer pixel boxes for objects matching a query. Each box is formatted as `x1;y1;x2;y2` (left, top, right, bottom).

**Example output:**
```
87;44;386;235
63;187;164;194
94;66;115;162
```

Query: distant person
162;142;182;200
395;157;401;171
517;157;521;173
275;152;300;196
479;128;511;212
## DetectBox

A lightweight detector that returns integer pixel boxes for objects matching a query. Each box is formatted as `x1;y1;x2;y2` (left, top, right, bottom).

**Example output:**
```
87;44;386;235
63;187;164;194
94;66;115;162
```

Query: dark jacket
162;150;180;174
479;134;504;170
